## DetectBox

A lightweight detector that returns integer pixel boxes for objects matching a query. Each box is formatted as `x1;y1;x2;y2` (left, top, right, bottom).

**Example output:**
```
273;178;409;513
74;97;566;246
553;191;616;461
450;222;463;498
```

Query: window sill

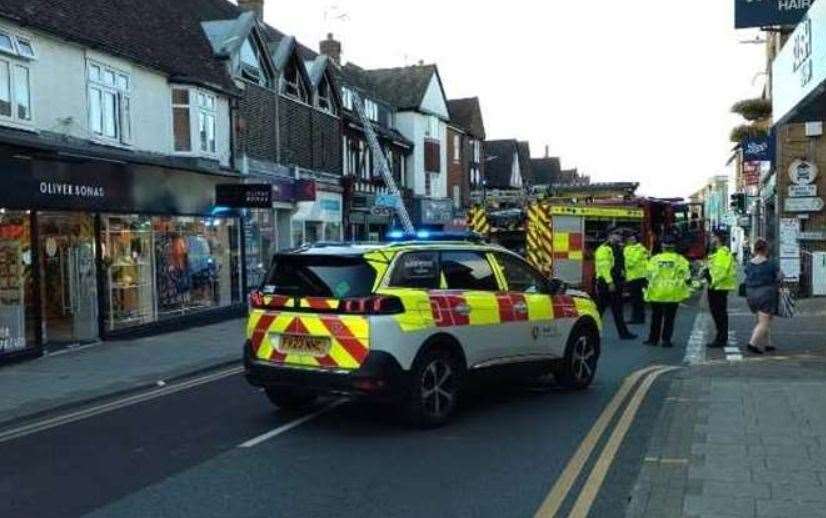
0;118;36;133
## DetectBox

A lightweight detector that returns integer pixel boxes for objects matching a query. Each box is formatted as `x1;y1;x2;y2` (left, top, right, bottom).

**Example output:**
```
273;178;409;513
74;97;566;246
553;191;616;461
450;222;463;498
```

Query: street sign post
789;184;818;197
785;197;825;212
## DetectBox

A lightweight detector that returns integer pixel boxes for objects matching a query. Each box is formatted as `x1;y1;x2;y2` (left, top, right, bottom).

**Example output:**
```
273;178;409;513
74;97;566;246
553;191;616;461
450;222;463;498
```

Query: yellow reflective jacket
595;244;615;285
645;251;691;303
708;246;737;291
624;243;649;282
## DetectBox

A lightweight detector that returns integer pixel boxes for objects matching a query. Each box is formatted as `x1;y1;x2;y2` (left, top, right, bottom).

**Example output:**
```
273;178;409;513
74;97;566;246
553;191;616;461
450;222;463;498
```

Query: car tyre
405;347;462;428
264;387;318;411
556;323;600;390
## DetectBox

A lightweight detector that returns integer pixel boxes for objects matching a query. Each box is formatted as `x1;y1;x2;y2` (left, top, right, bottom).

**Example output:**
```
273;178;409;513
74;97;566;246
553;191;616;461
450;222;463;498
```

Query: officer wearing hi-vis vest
624;234;649;325
596;231;637;340
644;234;692;348
704;231;738;349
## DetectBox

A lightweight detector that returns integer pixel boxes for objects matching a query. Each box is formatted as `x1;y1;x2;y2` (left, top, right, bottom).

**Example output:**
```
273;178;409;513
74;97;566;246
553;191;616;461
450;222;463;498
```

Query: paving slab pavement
0;318;246;427
626;355;826;518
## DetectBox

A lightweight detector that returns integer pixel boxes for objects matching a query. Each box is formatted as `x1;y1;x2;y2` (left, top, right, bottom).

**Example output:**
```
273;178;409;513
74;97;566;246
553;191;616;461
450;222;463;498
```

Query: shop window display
153;216;240;319
0;210;35;353
101;215;155;330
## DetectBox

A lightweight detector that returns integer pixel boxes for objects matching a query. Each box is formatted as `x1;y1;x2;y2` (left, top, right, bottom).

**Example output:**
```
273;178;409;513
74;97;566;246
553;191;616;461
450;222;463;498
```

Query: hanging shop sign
743;161;761;187
788;159;818;184
741;135;774;163
735;0;813;29
375;194;399;208
784;196;824;212
789;184;818;197
215;184;273;208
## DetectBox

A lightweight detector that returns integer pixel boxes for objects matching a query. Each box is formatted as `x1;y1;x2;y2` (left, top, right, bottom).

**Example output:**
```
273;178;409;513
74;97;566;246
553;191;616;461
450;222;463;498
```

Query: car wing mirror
547;278;567;295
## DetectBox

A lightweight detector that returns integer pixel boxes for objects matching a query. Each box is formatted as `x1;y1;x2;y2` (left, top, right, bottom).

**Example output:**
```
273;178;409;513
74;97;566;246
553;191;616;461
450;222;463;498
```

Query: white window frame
453;134;461;162
0;29;37;61
87;60;132;145
316;75;336;115
170;85;219;158
365;99;378;122
426;115;440;139
341;87;353;110
0;57;32;125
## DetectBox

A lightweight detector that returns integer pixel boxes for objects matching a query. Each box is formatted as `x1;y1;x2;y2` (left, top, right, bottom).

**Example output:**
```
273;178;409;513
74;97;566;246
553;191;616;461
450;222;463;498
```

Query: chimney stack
237;0;264;20
319;33;341;65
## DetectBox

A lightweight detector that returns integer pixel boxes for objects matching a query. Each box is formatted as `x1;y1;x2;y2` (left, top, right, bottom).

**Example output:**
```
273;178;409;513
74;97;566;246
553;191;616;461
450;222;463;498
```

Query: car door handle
454;303;471;316
513;302;528;314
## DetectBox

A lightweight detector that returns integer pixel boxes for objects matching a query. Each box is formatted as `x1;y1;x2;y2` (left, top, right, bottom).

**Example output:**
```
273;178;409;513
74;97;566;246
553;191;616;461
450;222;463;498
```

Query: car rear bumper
243;341;409;399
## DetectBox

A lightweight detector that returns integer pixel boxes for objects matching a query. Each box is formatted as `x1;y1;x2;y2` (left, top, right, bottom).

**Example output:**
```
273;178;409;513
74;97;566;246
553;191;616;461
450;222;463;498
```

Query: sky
254;0;767;199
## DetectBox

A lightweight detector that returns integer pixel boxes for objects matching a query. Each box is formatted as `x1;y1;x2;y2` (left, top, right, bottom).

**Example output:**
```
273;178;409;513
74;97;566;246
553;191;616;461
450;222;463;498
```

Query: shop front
412;198;454;231
291;189;343;247
347;192;394;242
0;146;244;360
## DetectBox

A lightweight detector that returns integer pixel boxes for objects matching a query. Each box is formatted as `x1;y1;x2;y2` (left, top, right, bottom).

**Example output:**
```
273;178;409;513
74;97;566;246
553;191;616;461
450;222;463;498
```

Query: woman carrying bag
743;239;784;354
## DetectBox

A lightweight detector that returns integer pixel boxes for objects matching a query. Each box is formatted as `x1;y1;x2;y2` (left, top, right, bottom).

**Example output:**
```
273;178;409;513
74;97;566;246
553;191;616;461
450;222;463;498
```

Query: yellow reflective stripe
467;292;500;325
574;297;602;329
554;233;570;253
569;251;584;261
487;252;508;290
527;295;553;320
247;310;264;339
257;339;274;360
548;205;644;219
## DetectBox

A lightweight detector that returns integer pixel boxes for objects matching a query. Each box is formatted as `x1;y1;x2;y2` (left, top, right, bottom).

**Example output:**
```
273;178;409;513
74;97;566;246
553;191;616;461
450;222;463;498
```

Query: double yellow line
535;365;679;518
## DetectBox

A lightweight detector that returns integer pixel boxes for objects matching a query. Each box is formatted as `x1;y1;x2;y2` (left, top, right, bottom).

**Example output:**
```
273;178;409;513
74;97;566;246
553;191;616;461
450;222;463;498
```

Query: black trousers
596;279;631;337
648;302;678;344
707;289;729;345
627;279;646;323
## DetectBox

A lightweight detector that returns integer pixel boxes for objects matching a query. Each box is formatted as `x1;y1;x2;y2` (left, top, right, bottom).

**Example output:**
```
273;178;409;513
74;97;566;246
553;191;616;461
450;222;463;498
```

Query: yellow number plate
275;334;331;357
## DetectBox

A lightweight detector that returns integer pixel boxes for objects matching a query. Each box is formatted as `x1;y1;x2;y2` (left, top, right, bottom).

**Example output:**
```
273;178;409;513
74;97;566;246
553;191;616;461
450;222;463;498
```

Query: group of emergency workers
595;229;737;348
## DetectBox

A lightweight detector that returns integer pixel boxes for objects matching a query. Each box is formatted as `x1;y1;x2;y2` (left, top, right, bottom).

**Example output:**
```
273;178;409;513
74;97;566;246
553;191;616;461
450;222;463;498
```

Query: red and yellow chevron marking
552;232;585;261
299;297;339;310
247;309;369;370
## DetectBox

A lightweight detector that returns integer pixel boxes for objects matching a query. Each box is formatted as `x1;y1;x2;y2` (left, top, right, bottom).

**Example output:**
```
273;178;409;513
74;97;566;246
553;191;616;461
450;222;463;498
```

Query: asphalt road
0;308;697;518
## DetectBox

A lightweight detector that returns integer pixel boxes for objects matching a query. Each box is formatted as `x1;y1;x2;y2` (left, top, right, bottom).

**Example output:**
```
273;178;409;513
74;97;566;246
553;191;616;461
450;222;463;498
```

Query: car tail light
248;290;265;309
338;295;404;315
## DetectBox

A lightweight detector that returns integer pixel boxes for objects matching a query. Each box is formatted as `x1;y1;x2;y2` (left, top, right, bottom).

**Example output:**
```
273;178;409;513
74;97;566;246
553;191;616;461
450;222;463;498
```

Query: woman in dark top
743;239;781;354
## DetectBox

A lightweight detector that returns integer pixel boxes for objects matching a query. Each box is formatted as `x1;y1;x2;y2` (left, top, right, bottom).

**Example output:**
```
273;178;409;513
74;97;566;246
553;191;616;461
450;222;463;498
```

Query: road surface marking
684;313;709;365
0;366;243;444
533;365;664;518
567;366;680;518
238;399;347;448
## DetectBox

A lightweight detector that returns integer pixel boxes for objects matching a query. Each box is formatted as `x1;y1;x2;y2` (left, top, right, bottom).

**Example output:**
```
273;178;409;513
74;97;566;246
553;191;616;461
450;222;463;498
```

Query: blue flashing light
211;206;231;215
387;230;405;240
416;230;431;240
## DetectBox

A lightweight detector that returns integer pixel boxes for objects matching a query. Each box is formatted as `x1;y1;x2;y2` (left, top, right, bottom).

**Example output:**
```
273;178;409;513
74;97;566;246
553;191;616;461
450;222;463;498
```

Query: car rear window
262;255;376;298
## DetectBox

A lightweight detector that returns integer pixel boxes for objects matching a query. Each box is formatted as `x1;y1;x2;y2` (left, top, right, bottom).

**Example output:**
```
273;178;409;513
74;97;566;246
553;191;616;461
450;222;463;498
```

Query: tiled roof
483;139;518;189
361;64;438;111
447;98;485;139
531;157;562;185
0;0;241;93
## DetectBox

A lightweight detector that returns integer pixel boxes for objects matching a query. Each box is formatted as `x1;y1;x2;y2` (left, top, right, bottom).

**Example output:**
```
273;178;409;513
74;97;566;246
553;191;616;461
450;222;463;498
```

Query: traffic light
730;193;746;213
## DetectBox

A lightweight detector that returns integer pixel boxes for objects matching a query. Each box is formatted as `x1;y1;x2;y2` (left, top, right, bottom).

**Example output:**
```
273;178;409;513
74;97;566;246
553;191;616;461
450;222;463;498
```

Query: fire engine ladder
351;92;415;234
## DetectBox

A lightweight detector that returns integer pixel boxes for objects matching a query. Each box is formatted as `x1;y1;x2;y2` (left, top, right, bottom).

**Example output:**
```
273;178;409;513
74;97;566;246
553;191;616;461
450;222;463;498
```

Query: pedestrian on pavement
624;233;649;325
705;231;737;349
744;239;782;354
643;235;692;348
595;231;637;340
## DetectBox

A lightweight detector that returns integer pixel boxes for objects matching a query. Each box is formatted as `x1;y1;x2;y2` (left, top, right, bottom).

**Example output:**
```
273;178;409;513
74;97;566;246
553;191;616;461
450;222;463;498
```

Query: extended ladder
351;92;415;234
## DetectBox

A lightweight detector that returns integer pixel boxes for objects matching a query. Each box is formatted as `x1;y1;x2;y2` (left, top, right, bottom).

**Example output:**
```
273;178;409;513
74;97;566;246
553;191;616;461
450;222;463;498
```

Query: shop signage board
784;196;824;212
735;0;813;29
375;193;399;208
743;161;761;186
294;180;316;202
789;184;818;197
773;1;826;123
799;230;826;240
741;135;774;163
215;184;272;208
788;159;818;185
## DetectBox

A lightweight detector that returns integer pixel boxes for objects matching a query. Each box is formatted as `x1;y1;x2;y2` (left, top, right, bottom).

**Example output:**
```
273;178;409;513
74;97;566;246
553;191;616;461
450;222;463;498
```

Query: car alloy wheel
420;358;456;420
571;335;596;384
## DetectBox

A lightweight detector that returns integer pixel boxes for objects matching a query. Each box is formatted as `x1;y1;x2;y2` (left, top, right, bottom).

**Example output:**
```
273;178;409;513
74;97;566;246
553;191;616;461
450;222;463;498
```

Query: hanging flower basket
731;98;772;122
730;124;769;143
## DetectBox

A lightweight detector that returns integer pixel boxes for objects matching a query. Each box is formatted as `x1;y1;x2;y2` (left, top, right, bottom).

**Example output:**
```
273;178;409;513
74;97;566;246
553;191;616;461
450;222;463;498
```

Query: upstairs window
317;75;336;115
0;30;34;125
364;99;378;122
472;140;481;162
239;37;270;87
0;30;36;60
171;87;218;156
426;115;440;139
87;61;131;144
281;60;308;102
453;134;461;162
341;87;353;110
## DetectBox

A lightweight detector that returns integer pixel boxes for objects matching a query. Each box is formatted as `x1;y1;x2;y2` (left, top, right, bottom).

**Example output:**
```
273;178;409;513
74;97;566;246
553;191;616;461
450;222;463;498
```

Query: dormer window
341;87;353;110
239;37;272;87
364;99;378;122
281;60;307;102
317;75;336;115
